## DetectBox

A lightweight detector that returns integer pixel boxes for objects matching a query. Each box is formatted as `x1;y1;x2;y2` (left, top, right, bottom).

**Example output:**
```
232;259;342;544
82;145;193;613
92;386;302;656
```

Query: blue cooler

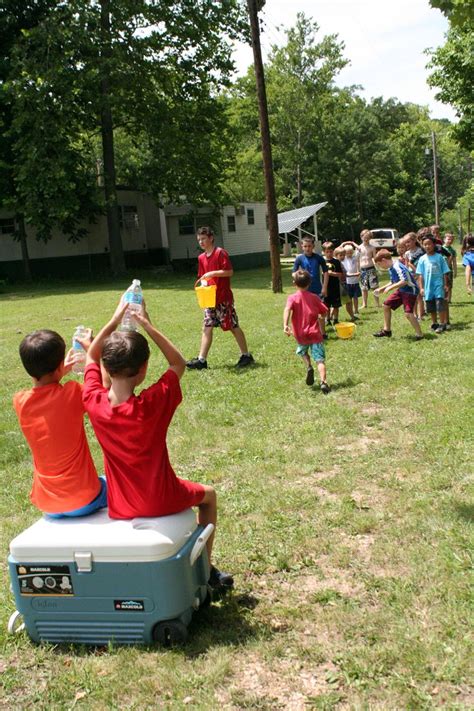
7;508;214;646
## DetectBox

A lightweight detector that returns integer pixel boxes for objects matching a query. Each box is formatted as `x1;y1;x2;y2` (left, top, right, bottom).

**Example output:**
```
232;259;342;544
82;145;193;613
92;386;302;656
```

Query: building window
0;218;15;235
120;206;139;230
247;208;255;225
227;215;236;233
178;215;195;235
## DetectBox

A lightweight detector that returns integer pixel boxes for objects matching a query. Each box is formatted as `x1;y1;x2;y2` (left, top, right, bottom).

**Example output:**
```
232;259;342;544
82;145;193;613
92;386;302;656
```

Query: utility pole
431;130;440;225
247;0;282;293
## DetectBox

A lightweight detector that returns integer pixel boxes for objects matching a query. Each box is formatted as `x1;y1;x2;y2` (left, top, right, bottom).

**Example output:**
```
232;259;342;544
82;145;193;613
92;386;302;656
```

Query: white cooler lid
9;508;198;563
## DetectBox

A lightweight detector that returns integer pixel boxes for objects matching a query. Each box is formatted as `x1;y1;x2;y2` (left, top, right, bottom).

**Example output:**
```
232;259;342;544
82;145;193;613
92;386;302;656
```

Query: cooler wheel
153;619;188;647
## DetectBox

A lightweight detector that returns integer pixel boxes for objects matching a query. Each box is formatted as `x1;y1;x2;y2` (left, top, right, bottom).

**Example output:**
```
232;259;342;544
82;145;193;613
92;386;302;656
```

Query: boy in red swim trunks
186;225;254;370
82;301;232;592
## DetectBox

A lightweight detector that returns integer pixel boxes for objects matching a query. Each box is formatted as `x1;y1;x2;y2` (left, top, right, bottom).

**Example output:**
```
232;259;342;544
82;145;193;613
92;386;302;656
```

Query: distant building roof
277;202;328;235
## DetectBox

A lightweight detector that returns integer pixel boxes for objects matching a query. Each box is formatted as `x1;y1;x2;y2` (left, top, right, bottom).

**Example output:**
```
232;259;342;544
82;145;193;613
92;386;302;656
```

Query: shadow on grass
447;322;470;331
325;377;359;392
454;503;474;523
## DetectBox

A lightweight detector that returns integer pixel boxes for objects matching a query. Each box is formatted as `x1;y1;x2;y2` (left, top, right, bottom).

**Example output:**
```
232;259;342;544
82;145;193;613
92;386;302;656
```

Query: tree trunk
16;213;32;281
100;0;125;276
247;0;282;293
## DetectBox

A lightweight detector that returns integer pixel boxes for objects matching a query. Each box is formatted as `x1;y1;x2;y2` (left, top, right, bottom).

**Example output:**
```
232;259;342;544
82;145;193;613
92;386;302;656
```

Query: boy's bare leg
301;353;311;370
197;486;217;562
333;307;339;321
317;361;327;382
198;326;213;360
353;297;359;315
361;288;368;308
383;305;392;332
231;326;249;354
374;292;380;308
319;315;326;336
345;300;354;318
439;309;447;326
405;312;422;336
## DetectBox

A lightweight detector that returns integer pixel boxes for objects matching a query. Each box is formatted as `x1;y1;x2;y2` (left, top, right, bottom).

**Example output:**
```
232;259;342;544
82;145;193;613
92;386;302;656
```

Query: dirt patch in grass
216;652;343;710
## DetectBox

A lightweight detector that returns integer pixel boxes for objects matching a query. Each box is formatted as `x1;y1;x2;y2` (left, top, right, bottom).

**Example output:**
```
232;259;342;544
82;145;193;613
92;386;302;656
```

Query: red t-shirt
83;364;189;519
13;382;100;513
198;247;233;305
286;290;328;345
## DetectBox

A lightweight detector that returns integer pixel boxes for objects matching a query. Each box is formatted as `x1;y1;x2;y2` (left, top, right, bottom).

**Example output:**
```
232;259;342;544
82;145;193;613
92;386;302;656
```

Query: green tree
4;0;246;274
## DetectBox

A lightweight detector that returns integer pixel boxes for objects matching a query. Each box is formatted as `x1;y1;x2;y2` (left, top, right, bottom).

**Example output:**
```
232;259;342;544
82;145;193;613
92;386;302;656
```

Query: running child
372;249;422;340
283;269;330;394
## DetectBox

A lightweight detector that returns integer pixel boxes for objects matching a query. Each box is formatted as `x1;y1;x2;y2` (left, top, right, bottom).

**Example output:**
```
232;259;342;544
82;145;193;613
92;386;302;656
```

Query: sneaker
353;313;360;320
333;319;339;325
186;357;207;370
430;323;439;332
373;329;392;338
320;381;331;394
209;565;234;590
236;353;255;368
435;325;445;334
326;319;332;327
415;334;423;341
322;334;328;340
305;366;315;386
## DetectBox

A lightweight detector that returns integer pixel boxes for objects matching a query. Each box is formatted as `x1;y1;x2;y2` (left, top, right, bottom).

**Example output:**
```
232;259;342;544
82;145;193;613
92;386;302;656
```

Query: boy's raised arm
134;308;186;380
86;302;128;366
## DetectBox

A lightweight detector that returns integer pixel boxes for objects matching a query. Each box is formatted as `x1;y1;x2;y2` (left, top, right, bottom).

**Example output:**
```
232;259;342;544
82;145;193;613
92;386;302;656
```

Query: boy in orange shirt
13;329;106;517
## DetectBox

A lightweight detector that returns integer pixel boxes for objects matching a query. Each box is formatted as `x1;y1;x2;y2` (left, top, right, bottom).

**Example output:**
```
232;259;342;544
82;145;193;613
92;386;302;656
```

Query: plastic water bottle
121;279;143;331
72;326;87;374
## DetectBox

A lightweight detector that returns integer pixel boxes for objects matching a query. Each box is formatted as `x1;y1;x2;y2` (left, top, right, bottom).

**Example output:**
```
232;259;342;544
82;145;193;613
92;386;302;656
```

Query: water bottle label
125;292;142;305
73;340;84;351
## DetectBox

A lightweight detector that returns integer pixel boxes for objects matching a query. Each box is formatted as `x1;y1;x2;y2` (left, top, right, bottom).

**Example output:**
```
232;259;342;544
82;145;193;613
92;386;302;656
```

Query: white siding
221;203;269;256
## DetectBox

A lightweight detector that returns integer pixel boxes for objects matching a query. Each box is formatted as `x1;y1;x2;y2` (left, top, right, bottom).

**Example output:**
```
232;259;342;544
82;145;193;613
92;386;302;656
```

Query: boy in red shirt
13;329;106;517
284;269;331;393
82;301;233;592
186;225;254;370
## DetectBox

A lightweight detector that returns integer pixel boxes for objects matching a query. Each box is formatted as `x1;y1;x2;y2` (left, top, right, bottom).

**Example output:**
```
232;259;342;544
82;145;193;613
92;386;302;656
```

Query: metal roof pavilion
277;202;328;235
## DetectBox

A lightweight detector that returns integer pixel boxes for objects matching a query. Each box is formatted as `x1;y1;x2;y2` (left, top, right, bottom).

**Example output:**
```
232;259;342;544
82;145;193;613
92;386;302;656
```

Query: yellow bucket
335;322;356;339
195;279;217;309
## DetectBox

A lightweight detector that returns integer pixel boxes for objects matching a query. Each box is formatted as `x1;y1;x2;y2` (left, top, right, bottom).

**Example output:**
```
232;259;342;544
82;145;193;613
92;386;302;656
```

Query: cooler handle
190;524;214;566
7;610;25;635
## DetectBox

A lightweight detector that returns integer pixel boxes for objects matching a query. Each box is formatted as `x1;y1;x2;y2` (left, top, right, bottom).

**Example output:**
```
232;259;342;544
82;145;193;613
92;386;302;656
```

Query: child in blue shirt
462;235;474;295
372;250;422;340
293;236;329;338
416;235;450;334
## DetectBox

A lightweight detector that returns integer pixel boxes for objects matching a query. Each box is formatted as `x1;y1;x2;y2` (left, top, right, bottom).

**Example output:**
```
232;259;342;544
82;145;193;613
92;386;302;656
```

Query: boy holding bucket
186;226;254;370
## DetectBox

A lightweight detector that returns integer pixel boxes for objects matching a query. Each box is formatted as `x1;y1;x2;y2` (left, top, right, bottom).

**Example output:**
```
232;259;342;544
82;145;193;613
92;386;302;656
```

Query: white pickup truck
369;228;399;253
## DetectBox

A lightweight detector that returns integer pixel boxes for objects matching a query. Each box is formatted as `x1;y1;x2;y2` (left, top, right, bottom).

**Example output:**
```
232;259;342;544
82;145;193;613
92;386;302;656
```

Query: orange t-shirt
13;381;100;513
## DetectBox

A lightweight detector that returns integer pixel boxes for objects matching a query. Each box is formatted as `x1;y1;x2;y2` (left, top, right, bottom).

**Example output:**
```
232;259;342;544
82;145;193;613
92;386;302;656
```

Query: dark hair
197;226;214;239
417;227;431;241
292;268;311;288
421;234;435;244
374;249;392;263
19;330;66;379
322;241;335;250
101;331;150;378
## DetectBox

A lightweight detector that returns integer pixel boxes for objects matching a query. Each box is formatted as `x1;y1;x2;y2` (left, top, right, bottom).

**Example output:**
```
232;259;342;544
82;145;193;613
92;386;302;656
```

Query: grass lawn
0;263;473;709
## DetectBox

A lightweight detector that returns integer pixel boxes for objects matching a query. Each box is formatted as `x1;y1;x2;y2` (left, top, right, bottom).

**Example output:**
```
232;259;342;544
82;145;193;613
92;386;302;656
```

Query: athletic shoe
430;323;439;331
415;334;423;341
236;353;255;368
305;366;315;386
435;325;445;334
186;357;208;370
373;329;392;338
326;319;332;326
209;566;234;590
320;381;331;394
333;319;339;325
353;313;360;320
322;334;328;340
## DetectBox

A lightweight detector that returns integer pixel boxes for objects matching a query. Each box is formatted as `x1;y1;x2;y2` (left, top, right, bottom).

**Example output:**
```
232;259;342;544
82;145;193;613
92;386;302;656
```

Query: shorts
360;267;379;290
340;283;350;305
45;476;108;519
324;292;342;308
345;283;362;298
384;290;417;313
296;342;325;363
425;298;446;314
446;272;453;289
158;477;206;516
204;301;239;332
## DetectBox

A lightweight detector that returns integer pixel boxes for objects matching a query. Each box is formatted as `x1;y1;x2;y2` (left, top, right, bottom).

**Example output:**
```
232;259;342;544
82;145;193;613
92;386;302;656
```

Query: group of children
284;227;473;388
13;224;473;595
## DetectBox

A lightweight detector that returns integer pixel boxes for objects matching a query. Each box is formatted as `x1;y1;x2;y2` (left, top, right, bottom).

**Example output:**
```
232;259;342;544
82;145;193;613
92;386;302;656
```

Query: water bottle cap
132;279;141;286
